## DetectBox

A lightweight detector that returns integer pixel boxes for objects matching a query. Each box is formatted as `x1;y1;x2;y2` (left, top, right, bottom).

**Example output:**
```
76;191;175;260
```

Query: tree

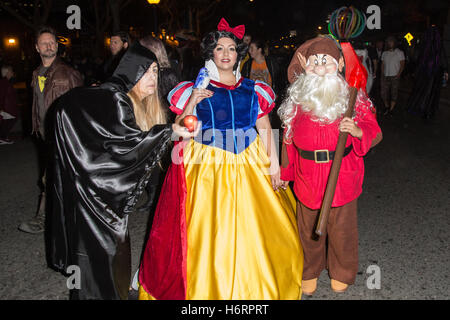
158;0;225;36
109;0;134;32
0;0;53;31
158;0;180;33
78;0;133;56
191;0;223;36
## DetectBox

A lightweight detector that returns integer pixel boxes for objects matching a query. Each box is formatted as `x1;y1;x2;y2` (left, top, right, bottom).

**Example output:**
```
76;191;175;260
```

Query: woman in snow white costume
138;18;303;300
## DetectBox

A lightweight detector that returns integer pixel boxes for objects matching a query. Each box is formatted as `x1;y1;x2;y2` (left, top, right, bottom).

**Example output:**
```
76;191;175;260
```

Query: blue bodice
194;78;259;154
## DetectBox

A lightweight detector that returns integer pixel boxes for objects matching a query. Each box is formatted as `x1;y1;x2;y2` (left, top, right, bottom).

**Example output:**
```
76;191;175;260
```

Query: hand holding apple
182;115;198;132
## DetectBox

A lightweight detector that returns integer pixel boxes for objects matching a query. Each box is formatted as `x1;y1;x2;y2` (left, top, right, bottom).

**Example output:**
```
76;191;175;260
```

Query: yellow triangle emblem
38;75;46;93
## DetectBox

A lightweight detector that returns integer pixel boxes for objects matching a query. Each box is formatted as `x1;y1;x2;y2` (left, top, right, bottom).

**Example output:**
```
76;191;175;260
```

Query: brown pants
297;199;358;285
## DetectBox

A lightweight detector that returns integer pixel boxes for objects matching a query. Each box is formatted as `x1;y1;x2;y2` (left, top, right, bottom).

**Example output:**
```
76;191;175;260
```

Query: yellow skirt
140;136;303;300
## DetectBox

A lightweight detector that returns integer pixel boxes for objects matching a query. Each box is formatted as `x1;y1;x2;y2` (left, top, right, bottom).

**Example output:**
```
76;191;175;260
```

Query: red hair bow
217;18;245;39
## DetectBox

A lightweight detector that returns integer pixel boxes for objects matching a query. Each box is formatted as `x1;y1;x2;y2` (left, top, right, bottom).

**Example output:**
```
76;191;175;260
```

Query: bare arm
174;88;213;125
396;60;405;78
256;115;283;191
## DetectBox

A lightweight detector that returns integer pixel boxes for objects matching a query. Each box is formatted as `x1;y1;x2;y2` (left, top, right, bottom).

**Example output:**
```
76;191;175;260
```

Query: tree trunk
188;6;193;31
110;0;121;32
196;10;201;36
93;0;112;57
0;0;52;31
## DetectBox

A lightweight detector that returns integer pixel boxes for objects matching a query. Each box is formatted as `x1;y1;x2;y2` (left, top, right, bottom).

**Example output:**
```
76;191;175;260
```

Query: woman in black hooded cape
46;41;196;300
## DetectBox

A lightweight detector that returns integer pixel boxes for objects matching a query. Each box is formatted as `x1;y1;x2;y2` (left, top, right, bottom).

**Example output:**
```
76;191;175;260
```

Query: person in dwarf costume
278;35;382;294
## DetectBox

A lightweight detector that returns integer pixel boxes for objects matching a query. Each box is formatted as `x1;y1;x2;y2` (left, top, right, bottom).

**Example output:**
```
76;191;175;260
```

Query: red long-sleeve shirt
280;93;382;209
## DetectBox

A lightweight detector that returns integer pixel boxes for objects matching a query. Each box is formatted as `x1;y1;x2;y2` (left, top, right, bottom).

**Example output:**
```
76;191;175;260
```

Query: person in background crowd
17;26;83;234
0;65;18;144
381;36;405;115
92;56;106;82
57;42;70;66
407;25;448;119
241;37;283;128
101;31;130;82
78;56;94;86
374;40;384;62
370;40;384;110
242;38;271;86
175;30;203;81
166;45;182;83
239;33;252;72
242;37;284;94
353;41;374;94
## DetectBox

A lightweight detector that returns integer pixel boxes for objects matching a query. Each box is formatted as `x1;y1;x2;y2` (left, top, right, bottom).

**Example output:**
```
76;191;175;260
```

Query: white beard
292;72;349;123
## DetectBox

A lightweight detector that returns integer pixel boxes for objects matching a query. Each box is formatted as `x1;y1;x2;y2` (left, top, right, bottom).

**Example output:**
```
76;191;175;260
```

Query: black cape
47;42;173;299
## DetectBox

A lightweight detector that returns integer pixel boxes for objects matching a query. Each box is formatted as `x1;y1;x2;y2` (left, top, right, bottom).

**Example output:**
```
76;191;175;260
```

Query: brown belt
297;145;353;163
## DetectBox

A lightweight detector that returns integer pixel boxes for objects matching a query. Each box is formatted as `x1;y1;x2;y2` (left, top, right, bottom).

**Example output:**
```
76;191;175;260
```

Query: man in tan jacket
19;26;83;234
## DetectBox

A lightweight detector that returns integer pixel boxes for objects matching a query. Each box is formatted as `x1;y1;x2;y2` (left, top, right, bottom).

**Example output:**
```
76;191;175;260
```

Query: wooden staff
315;41;367;236
314;87;357;236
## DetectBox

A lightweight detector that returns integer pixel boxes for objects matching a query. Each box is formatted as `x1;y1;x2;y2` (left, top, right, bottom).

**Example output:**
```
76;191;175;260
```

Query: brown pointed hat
287;35;342;83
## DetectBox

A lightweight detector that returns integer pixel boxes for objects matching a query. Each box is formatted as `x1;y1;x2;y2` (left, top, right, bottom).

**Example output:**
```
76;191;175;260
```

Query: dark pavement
0;85;449;300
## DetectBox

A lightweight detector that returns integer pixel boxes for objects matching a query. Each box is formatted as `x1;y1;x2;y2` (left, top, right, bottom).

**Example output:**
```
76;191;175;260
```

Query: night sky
0;0;448;74
1;0;447;41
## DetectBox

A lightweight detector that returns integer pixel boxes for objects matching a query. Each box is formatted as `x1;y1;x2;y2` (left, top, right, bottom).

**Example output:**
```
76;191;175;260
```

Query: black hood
107;41;159;93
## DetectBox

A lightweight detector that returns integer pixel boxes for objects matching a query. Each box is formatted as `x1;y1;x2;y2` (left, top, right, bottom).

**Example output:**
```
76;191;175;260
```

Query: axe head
340;41;368;94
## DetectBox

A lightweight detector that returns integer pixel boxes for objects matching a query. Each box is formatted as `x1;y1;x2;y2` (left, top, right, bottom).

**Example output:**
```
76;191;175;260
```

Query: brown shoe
331;279;348;293
302;278;318;296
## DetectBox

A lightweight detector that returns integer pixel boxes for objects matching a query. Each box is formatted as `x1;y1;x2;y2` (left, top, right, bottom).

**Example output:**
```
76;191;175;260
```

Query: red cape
139;141;188;299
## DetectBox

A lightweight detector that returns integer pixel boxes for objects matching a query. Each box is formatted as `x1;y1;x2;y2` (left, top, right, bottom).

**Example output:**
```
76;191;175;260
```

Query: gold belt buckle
314;149;330;163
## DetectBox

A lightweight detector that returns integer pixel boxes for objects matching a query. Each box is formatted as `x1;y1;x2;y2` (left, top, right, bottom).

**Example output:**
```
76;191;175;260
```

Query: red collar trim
210;77;244;90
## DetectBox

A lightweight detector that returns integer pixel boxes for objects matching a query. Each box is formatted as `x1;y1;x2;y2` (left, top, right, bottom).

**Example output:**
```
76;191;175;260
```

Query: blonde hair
127;89;167;131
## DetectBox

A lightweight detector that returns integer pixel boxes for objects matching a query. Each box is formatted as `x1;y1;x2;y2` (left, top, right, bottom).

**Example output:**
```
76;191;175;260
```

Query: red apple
183;115;198;132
